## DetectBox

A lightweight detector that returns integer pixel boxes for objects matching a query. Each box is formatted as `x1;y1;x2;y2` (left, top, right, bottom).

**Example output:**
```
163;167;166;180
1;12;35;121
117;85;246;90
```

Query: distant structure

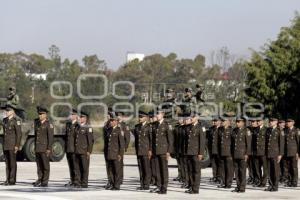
126;52;145;62
25;73;47;80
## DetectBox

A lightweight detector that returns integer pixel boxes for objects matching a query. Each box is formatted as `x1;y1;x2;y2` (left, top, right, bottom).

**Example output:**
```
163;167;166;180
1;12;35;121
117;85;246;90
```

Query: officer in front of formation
133;111;152;190
231;117;251;193
73;110;94;188
150;109;172;194
184;112;205;194
104;112;125;190
265;118;284;192
283;118;299;187
217;114;233;189
64;108;79;187
32;106;54;187
0;104;22;186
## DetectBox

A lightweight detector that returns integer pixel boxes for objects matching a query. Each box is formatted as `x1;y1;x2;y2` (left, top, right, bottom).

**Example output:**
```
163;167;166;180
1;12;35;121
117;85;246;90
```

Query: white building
126;53;145;62
25;73;47;80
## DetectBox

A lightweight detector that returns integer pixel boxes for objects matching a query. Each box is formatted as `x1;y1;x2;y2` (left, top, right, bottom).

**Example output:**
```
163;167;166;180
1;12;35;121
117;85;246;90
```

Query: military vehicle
0;98;65;162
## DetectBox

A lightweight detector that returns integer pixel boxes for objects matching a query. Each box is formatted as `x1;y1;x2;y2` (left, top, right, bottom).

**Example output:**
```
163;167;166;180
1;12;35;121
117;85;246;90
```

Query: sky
1;0;300;68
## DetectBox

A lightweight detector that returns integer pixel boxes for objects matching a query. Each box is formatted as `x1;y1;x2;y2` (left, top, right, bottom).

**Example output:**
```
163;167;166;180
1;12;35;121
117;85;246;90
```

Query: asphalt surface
0;155;299;199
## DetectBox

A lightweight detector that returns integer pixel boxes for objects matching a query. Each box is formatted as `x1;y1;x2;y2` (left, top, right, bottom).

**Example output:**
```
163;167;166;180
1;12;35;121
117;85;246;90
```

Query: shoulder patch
89;128;92;133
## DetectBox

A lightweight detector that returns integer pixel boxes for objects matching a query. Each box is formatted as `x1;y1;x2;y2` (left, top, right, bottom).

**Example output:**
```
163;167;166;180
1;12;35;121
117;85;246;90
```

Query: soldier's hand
87;152;90;159
118;155;122;161
14;146;19;154
46;150;51;157
166;152;170;161
198;155;203;161
277;155;282;163
244;155;248;161
148;151;152;160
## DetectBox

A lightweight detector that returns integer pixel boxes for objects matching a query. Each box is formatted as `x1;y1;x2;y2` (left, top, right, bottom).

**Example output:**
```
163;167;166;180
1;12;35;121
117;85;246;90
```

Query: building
126;53;145;62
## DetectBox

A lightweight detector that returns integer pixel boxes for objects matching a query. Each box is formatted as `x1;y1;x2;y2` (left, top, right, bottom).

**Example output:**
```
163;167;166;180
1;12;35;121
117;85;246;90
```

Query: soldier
217;115;233;189
32;106;54;187
103;113;113;189
231;117;251;193
182;114;193;189
6;87;19;107
73;111;94;188
150;109;172;194
246;119;256;185
148;110;158;186
104;112;125;190
207;117;221;183
278;120;288;183
64;108;79;187
133;111;152;190
252;118;268;187
264;118;284;192
173;114;185;182
184;113;205;194
283;118;299;187
116;112;131;185
181;88;197;114
0;104;22;186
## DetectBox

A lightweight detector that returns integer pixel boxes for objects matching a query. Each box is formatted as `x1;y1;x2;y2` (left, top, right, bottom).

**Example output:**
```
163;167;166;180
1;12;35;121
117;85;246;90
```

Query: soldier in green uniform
32;106;54;187
207;117;221;183
133;111;152;190
104;112;125;190
231;117;251;193
252;118;268;187
184;113;205;194
0;104;22;186
278;119;288;183
150;109;172;194
73;111;93;188
64;108;79;187
283;118;299;187
6;87;19;107
217;114;233;189
264;118;284;192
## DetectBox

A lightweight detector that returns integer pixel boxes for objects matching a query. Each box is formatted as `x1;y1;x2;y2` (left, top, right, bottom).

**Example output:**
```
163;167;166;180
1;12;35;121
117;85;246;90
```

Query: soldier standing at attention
148;110;158;186
133;111;152;190
0;104;22;186
150;109;172;194
104;112;125;190
116;112;131;185
73;111;93;188
247;119;256;185
252;118;268;187
103;113;113;189
231;117;251;193
217;114;233;189
278;120;288;183
283;118;299;187
32;106;54;187
173;114;185;183
64;108;79;187
207;117;221;183
264;118;284;192
184;113;205;194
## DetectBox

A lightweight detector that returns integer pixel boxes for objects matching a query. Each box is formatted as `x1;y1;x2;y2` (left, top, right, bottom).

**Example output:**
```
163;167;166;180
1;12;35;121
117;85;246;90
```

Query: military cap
109;111;118;120
138;110;148;118
148;110;154;118
236;116;246;122
37;105;49;114
212;115;221;121
71;108;78;115
286;118;294;122
79;110;89;118
269;117;278;121
185;88;192;93
115;111;125;116
1;104;16;111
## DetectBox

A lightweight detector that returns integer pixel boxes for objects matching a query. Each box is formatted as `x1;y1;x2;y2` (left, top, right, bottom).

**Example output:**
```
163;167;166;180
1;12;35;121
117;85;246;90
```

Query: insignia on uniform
89;128;92;133
247;131;251;136
17;121;21;126
202;127;206;132
50;124;54;129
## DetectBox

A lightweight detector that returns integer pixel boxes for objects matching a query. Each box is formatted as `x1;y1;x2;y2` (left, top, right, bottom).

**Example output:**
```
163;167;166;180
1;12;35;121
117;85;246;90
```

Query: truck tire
0;137;4;161
200;146;210;168
24;137;36;161
50;137;65;162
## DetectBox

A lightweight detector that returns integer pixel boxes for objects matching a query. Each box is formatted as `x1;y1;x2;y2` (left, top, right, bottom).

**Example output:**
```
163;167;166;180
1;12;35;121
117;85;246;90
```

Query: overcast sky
1;0;299;68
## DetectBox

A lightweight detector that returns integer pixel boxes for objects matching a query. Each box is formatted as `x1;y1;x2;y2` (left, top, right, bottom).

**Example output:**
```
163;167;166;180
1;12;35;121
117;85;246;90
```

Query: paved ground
0;155;299;200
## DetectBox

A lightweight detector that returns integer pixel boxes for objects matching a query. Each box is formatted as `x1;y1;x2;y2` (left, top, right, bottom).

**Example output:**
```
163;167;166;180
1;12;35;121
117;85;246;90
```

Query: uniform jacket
133;122;152;156
34;118;54;153
74;123;94;155
265;127;284;158
231;127;252;159
2;116;22;151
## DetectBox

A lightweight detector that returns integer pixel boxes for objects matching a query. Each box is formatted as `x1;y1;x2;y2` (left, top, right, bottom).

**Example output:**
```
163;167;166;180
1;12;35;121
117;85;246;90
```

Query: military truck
0;99;66;162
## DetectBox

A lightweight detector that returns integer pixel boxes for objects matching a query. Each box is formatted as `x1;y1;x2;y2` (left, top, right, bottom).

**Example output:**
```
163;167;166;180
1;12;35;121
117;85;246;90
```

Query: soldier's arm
118;129;125;156
47;122;54;150
87;127;94;153
246;129;252;155
148;125;152;152
14;120;22;148
198;126;206;155
279;129;284;156
166;123;173;154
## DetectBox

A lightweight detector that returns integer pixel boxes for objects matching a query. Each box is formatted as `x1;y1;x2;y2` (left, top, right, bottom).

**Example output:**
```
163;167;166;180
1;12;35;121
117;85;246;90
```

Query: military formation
0;86;299;195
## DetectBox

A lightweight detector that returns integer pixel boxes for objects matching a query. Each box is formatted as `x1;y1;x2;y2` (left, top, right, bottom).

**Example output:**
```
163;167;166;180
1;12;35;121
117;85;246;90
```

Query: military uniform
133;121;152;189
104;125;125;190
74;123;93;188
103;120;113;188
252;125;268;187
149;120;158;185
118;121;130;184
151;119;172;194
265;126;284;191
283;126;299;187
218;126;233;188
174;122;186;184
246;126;254;185
184;122;205;194
231;127;251;192
2;116;22;185
34;118;54;186
65;120;79;185
207;125;220;182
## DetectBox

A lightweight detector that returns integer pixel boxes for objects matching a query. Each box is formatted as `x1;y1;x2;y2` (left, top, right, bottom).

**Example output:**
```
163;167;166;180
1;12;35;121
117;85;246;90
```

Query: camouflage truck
0;98;66;162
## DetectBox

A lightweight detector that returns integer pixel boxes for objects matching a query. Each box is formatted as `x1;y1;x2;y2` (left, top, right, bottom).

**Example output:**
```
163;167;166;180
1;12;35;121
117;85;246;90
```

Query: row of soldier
1;103;299;194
